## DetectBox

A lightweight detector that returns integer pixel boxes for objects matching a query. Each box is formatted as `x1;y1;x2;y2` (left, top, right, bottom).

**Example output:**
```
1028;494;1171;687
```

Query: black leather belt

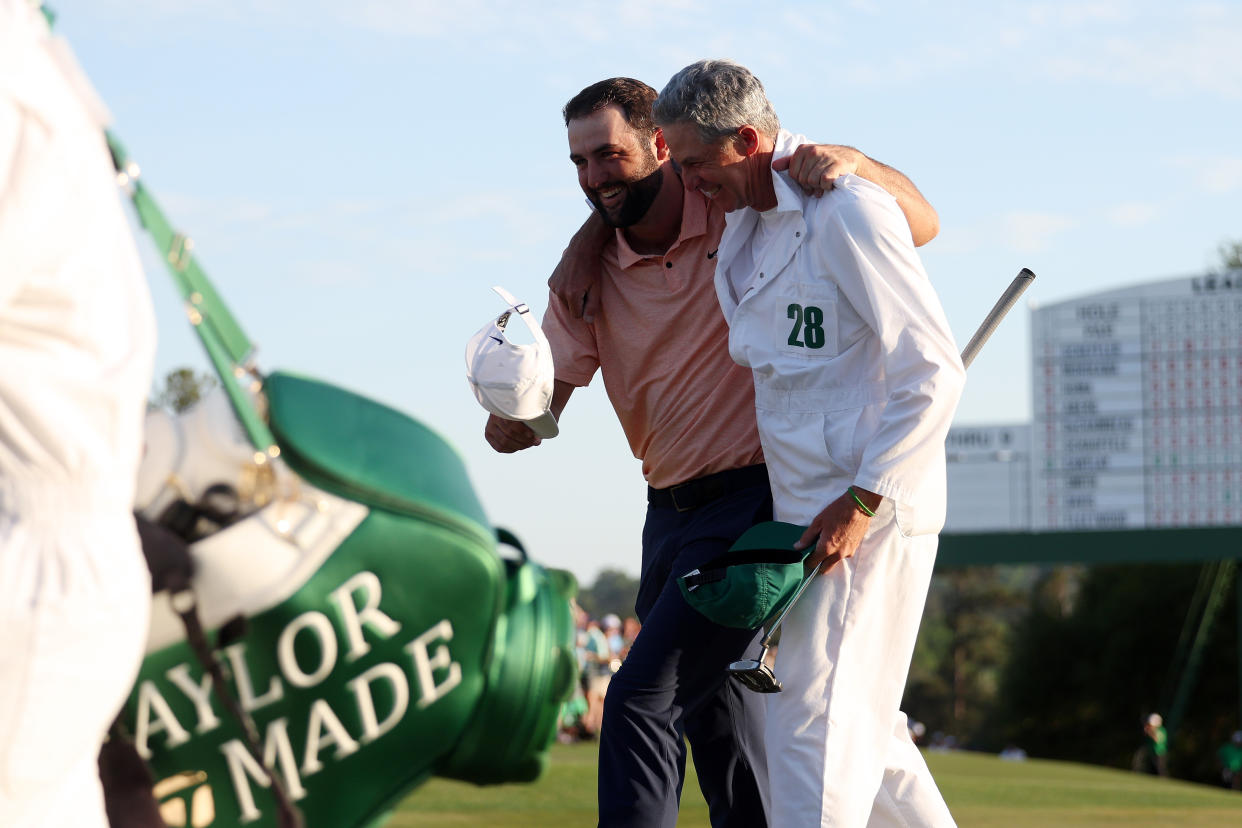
647;464;769;513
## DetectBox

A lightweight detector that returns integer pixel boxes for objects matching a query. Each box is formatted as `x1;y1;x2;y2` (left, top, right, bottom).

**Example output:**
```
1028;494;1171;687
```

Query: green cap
678;521;811;629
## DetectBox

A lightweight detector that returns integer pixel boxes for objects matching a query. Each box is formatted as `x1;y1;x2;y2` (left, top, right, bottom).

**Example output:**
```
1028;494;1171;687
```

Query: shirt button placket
662;257;679;289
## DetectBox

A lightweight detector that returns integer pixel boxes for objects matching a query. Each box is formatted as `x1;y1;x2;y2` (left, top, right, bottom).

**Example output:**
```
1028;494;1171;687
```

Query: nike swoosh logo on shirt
707;249;718;259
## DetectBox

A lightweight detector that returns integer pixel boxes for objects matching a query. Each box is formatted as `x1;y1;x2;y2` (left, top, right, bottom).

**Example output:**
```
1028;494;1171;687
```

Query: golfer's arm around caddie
547;144;940;326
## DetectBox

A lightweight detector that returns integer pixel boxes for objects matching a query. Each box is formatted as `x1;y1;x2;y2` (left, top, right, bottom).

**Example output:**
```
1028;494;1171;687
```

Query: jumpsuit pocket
753;383;886;523
822;405;867;474
755;383;887;481
776;282;838;359
838;399;883;475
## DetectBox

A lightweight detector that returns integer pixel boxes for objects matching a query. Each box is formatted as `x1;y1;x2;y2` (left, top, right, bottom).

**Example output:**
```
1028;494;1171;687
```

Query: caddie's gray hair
653;59;780;143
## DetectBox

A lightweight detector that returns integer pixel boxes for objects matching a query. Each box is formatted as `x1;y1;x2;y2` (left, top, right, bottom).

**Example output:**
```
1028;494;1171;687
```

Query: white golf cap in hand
465;286;559;438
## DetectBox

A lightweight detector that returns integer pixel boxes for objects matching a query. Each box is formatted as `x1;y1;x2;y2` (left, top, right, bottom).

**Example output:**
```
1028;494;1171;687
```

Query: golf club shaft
764;267;1037;641
760;563;823;647
960;268;1036;370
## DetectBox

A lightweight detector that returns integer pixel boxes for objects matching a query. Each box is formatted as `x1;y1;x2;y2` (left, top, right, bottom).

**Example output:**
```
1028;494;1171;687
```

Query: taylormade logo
130;571;463;823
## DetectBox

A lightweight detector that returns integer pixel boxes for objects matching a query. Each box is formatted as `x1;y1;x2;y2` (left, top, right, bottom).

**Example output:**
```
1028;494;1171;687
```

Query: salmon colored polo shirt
541;191;764;490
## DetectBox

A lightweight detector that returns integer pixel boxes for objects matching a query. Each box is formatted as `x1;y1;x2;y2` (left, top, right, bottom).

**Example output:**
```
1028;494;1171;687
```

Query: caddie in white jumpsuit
656;60;966;827
1;3;156;826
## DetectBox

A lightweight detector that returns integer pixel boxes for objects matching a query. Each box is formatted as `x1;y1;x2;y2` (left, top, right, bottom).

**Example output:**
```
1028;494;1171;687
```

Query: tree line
904;563;1239;785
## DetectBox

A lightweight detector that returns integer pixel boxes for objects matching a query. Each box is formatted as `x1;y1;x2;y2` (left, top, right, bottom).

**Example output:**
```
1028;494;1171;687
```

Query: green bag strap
105;132;280;460
37;5;275;458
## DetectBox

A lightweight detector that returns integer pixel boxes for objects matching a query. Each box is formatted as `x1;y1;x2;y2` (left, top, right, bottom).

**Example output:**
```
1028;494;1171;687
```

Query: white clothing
0;3;156;826
0;515;151;828
765;509;954;828
726;207;784;304
716;136;963;536
715;130;965;827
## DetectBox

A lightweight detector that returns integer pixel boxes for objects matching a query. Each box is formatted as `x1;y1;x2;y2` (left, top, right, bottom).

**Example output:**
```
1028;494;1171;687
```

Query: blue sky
51;1;1242;583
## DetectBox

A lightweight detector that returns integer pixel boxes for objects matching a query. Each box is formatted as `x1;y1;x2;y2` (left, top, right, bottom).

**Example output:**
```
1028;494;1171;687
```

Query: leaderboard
1031;273;1242;530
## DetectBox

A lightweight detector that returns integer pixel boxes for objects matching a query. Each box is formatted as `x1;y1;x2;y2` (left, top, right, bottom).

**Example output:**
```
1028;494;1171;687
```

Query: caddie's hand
548;213;611;322
795;487;880;574
485;414;542;453
774;144;863;198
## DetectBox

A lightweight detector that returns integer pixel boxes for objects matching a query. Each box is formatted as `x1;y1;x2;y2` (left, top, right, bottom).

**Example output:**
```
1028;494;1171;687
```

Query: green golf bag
107;133;578;827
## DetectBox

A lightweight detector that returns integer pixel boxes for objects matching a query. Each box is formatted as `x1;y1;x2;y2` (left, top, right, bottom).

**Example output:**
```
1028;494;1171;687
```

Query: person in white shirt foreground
654;59;966;828
0;3;156;826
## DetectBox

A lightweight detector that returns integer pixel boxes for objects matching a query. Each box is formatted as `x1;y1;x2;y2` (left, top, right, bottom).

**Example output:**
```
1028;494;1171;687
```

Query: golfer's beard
591;166;663;228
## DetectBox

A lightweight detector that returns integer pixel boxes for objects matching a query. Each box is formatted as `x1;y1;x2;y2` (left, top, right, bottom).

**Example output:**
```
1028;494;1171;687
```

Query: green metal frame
937;527;1242;568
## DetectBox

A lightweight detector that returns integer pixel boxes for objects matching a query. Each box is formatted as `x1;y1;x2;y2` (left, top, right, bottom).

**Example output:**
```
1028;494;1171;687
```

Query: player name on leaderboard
1031;273;1242;531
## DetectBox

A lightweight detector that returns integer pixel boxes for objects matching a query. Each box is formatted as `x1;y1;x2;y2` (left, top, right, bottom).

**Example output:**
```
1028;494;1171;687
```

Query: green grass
388;742;1242;827
930;750;1241;826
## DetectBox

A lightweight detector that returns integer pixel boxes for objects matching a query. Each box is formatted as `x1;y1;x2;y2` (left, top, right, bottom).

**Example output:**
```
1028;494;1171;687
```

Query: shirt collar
615;188;708;270
767;128;810;217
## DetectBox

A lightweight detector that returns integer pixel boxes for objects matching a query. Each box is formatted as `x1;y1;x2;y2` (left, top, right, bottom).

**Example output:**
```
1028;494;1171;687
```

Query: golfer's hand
774;144;863;198
549;213;610;322
485;414;542;453
795;487;879;574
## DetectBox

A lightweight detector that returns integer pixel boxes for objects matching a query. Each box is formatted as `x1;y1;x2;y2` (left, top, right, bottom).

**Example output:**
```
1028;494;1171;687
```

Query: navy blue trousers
597;477;772;827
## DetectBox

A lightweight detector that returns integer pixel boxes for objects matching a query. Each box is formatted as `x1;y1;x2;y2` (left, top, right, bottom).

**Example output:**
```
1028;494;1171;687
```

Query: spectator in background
1217;730;1242;790
583;617;612;736
603;613;624;672
1132;713;1169;777
620;616;641;660
572;601;590;671
998;745;1028;762
907;717;927;746
561;602;595;743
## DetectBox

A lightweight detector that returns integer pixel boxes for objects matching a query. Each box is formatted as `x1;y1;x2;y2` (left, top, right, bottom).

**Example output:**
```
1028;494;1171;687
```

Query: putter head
728;658;783;693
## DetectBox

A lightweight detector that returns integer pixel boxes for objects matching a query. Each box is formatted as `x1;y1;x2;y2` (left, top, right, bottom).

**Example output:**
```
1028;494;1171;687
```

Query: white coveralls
714;130;966;827
0;3;156;826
